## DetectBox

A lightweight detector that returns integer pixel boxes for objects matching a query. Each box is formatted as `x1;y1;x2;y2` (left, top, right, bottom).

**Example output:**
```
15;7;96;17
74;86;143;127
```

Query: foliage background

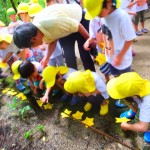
0;0;46;25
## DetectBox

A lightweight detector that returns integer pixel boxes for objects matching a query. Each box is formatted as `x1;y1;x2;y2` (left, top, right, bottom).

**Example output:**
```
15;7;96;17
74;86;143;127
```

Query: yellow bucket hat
28;3;42;17
107;72;150;99
0;34;13;44
17;3;29;14
83;0;104;20
42;66;69;88
64;70;96;94
11;60;22;80
0;20;5;27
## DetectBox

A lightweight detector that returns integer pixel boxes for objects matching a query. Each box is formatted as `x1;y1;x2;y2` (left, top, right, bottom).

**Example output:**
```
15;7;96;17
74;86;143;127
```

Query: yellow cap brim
46;78;55;88
17;11;28;14
13;74;21;80
107;78;124;99
85;5;102;20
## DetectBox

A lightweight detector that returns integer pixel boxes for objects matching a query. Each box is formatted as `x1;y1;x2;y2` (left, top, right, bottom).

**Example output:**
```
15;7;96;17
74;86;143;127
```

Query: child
134;0;148;36
84;17;111;82
13;3;89;68
12;60;43;95
40;66;77;104
107;72;150;143
64;70;109;115
83;0;136;107
0;34;25;91
7;8;22;34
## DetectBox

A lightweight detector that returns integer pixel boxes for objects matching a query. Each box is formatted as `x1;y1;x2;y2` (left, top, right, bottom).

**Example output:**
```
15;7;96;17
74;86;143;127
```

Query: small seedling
24;130;32;139
36;125;45;132
18;105;31;119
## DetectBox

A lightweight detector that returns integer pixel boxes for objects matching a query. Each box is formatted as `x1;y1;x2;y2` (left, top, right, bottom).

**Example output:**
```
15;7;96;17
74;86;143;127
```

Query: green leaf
24;130;31;139
36;124;45;131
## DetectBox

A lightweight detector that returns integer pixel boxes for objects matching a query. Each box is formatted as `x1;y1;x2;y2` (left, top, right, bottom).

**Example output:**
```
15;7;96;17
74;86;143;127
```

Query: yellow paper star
11;92;18;96
95;53;106;66
43;103;53;109
72;111;84;120
21;95;27;101
61;109;72;118
2;88;10;94
16;93;24;98
82;117;94;128
36;100;44;107
0;62;7;68
115;117;131;123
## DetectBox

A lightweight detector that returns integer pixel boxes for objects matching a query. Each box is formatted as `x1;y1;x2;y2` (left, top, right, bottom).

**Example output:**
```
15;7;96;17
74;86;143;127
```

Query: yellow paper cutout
36;100;44;107
16;93;24;98
115;117;131;123
72;111;84;120
61;109;72;118
0;62;7;68
43;103;53;109
95;52;106;66
2;88;10;94
21;95;27;101
82;117;94;128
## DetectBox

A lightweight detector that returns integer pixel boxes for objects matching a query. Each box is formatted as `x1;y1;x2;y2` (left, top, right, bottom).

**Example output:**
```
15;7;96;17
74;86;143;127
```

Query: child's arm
121;121;149;132
41;40;57;68
127;0;139;8
40;87;51;103
127;11;136;16
113;40;133;66
2;52;13;63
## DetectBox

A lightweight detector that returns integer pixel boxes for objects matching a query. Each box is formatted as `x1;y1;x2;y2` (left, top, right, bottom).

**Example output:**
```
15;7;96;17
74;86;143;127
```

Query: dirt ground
0;10;150;150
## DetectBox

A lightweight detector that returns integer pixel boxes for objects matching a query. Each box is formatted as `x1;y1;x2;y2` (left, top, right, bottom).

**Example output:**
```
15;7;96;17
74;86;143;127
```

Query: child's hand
120;122;129;131
40;95;49;103
113;54;123;66
84;40;91;51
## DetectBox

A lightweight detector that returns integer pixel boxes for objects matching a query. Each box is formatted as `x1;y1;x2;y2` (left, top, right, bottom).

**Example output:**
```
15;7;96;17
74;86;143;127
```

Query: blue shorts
109;63;131;76
100;62;111;75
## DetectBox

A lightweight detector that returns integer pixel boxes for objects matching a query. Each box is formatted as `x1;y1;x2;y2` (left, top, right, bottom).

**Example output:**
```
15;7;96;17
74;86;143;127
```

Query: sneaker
120;109;136;119
144;131;150;143
136;31;143;36
16;83;26;91
84;102;92;112
141;28;148;33
70;96;79;105
115;100;127;108
20;78;26;82
100;102;109;115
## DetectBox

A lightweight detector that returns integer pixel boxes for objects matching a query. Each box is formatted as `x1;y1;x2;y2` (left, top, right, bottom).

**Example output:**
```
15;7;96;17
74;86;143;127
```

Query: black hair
13;23;38;48
18;60;35;78
102;0;117;9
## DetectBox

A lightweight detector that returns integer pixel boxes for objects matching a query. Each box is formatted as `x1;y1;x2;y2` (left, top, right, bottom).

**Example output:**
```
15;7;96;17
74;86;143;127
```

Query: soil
0;10;150;150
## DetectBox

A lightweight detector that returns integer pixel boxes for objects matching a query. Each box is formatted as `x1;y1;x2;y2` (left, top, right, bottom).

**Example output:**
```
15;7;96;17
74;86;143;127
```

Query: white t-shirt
43;41;63;59
134;95;150;122
8;20;23;34
135;2;148;12
92;72;109;99
62;68;76;80
0;27;9;34
32;61;43;73
89;17;101;39
89;17;102;52
101;8;136;70
121;0;136;18
6;41;21;54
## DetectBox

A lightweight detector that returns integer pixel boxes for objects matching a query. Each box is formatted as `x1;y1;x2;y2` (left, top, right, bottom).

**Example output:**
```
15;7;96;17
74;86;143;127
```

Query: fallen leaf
36;100;44;107
43;103;53;109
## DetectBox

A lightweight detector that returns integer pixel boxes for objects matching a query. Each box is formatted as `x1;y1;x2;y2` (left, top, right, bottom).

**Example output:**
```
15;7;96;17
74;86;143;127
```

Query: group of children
0;0;150;143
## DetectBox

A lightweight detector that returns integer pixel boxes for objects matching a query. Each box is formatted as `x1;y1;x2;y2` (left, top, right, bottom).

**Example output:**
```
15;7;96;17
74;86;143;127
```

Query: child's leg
140;10;148;33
